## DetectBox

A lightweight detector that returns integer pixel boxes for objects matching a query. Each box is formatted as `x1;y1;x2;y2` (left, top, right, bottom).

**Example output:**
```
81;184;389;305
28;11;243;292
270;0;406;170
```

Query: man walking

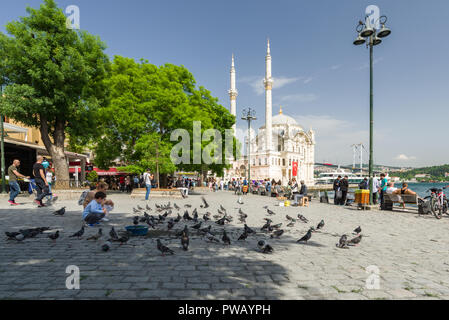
339;176;349;206
143;169;152;201
333;176;341;205
33;156;49;207
7;159;30;205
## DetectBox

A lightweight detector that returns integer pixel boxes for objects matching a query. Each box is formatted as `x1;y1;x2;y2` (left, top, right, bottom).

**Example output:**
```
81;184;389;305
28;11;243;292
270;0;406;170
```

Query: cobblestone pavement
1;191;449;300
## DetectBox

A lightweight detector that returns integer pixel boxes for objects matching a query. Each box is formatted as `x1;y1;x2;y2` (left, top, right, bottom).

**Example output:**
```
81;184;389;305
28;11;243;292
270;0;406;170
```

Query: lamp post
353;14;391;205
241;108;256;187
0;84;5;194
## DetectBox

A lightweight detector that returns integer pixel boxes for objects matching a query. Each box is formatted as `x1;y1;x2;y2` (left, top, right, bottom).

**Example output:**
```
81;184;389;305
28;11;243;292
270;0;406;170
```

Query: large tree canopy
0;0;109;187
96;56;237;183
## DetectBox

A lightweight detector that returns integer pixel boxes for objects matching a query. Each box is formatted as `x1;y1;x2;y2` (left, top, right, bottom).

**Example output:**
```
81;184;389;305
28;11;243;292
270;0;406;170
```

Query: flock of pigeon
4;196;363;255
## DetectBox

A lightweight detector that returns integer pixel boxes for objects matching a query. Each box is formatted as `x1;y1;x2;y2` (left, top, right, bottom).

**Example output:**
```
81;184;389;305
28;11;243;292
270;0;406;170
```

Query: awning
69;167;128;176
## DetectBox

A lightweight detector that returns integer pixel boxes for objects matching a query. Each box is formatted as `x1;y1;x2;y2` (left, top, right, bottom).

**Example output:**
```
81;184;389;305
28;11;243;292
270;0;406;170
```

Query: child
83;191;107;226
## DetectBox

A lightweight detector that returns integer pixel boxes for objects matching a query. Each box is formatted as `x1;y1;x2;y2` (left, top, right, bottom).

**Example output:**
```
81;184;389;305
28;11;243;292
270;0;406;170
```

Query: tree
0;0;109;188
95;56;236;185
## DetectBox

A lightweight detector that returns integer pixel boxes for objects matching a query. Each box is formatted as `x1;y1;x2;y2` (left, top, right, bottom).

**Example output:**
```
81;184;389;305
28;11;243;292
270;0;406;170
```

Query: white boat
315;169;366;185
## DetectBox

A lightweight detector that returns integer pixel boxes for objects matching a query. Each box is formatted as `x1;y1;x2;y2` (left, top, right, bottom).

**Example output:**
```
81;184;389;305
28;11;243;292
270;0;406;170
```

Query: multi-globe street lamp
241;108;256;187
353;14;391;205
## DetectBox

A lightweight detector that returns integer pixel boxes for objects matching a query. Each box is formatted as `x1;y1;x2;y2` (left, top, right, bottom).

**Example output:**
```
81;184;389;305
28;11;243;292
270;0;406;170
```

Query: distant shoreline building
225;40;315;185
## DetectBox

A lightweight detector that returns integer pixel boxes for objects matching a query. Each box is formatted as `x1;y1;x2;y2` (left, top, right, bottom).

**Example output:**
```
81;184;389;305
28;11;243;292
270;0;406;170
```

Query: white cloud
330;64;342;70
394;154;416;161
303;77;313;84
280;93;318;104
239;76;301;95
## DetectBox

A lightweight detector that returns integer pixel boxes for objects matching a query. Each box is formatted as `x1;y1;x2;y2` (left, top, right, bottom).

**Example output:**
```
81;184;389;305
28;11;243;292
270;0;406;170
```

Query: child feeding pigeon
82;192;108;227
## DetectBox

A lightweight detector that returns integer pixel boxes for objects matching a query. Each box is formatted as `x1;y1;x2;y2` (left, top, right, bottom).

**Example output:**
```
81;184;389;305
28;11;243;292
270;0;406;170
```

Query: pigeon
238;208;246;216
287;221;295;228
5;231;21;239
181;231;189;251
261;221;271;231
137;205;144;210
184;204;192;208
115;233;130;245
200;225;211;234
109;227;119;241
157;239;174;255
174;213;182;223
167;220;175;230
316;220;325;230
263;218;273;223
205;232;220;243
192;209;199;222
336;235;348;248
353;226;362;234
69;226;85;239
87;228;102;241
133;216;139;225
102;241;111;252
192;222;202;230
286;214;294;221
272;223;282;230
215;217;226;225
271;229;284;238
297;228;314;243
244;224;255;234
174;203;180;211
19;229;41;239
177;225;189;237
183;210;193;221
133;207;140;213
297;214;309;223
348;234;362;246
146;204;152;211
53;207;66;216
203;214;210;222
48;230;59;241
220;205;226;213
258;240;273;254
237;232;248;241
201;197;210;208
145;218;156;229
237;196;244;204
263;205;269;209
222;230;231;245
267;209;276;215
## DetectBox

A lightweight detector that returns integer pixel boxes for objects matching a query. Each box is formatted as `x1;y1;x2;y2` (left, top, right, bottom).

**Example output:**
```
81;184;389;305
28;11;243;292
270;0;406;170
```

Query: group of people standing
332;175;350;205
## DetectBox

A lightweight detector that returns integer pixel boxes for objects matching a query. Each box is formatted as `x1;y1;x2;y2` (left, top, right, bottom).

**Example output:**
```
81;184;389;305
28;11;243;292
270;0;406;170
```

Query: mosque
225;40;315;185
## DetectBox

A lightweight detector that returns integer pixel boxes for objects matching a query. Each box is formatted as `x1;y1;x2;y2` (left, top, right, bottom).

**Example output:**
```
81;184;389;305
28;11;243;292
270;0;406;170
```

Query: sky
1;0;448;168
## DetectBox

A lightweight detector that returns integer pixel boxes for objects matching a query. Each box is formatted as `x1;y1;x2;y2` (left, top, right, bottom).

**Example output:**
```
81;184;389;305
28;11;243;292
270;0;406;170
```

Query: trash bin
355;189;370;205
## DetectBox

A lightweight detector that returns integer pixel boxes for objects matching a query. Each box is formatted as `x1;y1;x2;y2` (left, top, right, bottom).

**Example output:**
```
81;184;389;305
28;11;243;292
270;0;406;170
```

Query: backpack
78;189;89;205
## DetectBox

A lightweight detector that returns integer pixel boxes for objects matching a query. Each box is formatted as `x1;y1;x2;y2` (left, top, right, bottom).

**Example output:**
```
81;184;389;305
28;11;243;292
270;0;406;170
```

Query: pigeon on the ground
109;227;119;241
244;224;255;234
181;231;189;251
297;214;309;223
177;225;189;237
48;230;59;241
101;241;111;252
53;207;66;216
87;228;102;241
146;204;152;211
137;205;144;210
237;196;244;204
257;240;273;253
174;203;180;211
184;204;192;208
200;225;211;234
286;215;294;221
115;233;130;245
353;226;362;234
263;205;269;209
192;222;202;230
261;221;271;231
174;213;182;223
203;214;210;222
348;234;362;246
237;232;248;241
297;228;314;243
215;217;226;225
271;229;284;238
272;223;282;230
133;216;139;225
5;232;21;239
157;239;175;255
183;210;193;221
133;207;140;213
201;197;210;208
69;226;85;239
267;209;276;215
222;230;231;245
167;220;175;230
287;220;296;227
219;205;226;213
205;232;220;243
336;235;348;248
316;220;325;230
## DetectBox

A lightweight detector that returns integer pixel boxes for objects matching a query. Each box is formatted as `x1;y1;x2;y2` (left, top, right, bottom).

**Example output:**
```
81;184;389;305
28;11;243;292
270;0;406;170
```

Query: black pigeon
183;210;193;221
181;231;189;251
215;217;226;225
237;232;248;241
297;214;309;223
297;228;314;243
200;225;211;234
87;228;102;241
201;196;210;208
48;230;59;241
133;216;139;225
177;225;189;237
287;221;295;228
258;240;273;254
286;214;294;221
222;230;231;245
157;239;174;255
271;229;284;238
69;226;85;239
145;218;156;229
353;226;362;234
174;213;182;223
102;241;111;252
244;224;255;234
272;223;282;230
158;214;165;222
264;218;273;223
115;233;129;245
261;221;271;231
109;227;119;241
174;203;180;211
19;229;41;239
336;235;348;248
203;214;210;222
192;222;202;230
263;205;269;209
184;204;192;208
220;205;226;212
267;209;276;215
5;232;21;239
316;220;325;230
53;207;66;216
348;234;362;246
205;232;220;243
192;209;199;222
167;220;175;230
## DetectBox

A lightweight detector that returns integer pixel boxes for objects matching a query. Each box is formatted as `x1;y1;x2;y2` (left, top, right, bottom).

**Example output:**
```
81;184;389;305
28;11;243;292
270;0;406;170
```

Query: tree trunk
39;116;70;189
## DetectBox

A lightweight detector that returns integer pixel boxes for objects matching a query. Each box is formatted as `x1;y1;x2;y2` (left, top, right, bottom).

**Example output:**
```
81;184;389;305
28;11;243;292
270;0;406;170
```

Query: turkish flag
292;161;298;176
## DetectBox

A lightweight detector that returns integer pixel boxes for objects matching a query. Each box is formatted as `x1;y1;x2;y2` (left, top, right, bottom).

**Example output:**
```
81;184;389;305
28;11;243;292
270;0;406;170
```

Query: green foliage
393;164;449;181
87;170;98;183
95;56;236;177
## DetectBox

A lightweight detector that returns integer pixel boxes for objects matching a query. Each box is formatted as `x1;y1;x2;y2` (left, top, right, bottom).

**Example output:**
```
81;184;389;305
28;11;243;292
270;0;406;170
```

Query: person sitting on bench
393;183;417;209
293;181;308;205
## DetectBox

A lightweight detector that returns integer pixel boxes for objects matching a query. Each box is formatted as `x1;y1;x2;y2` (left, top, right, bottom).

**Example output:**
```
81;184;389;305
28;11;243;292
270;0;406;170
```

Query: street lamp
0;84;5;194
241;108;256;188
353;14;391;205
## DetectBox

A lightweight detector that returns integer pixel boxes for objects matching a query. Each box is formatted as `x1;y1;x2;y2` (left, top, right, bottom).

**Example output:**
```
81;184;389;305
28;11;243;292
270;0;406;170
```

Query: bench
383;193;418;210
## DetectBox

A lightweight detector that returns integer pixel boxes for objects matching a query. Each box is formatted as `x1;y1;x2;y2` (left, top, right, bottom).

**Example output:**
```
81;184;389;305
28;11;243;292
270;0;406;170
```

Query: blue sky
1;0;448;167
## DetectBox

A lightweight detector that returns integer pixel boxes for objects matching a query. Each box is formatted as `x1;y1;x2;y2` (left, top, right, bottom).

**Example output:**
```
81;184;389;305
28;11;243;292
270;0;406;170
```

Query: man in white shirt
143;169;152;201
372;177;380;204
386;182;397;194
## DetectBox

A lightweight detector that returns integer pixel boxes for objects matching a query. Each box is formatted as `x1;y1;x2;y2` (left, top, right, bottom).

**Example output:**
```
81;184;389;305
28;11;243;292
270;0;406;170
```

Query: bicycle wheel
443;199;448;215
431;197;442;219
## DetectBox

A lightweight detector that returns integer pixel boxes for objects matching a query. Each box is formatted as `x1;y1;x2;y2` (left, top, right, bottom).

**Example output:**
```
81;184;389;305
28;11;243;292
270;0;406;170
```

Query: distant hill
390;164;449;181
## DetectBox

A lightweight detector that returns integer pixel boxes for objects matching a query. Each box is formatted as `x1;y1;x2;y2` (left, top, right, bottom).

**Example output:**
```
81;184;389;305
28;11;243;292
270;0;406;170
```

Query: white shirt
143;172;151;185
46;171;53;184
386;186;397;194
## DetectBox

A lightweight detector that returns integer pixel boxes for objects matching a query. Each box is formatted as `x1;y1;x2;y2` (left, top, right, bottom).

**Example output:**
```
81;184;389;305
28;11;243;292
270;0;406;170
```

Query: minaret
228;54;238;134
264;39;273;151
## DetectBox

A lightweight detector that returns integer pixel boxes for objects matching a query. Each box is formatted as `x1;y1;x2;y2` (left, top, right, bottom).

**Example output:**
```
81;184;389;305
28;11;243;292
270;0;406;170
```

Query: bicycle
427;187;448;219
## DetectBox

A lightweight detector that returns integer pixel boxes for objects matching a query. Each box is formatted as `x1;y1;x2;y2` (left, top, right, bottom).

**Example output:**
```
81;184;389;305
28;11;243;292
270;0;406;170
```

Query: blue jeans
46;183;53;200
9;181;20;201
145;184;151;200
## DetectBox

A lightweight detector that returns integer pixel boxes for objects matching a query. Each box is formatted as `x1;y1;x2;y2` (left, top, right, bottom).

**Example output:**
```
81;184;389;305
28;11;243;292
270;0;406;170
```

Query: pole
247;118;251;185
0;84;5;194
368;38;374;205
